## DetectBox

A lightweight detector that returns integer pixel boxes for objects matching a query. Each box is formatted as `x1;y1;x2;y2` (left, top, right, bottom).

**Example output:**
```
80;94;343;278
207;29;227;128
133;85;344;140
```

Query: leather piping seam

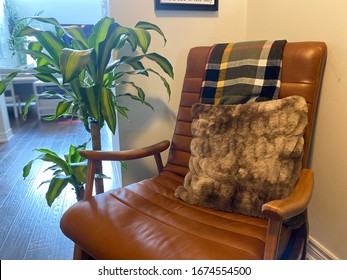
139;178;268;230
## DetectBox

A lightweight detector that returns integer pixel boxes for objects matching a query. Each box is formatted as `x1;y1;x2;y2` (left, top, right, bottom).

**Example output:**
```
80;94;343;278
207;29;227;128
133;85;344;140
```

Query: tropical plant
23;141;89;206
0;16;174;195
3;0;43;65
4;0;26;63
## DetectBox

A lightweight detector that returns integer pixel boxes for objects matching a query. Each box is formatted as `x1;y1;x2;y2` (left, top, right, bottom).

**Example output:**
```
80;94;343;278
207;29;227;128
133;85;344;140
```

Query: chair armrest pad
261;169;314;221
79;140;170;161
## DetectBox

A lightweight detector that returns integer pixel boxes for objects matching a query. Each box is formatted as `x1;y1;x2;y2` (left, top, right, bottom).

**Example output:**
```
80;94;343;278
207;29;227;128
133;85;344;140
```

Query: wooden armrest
81;140;170;200
262;169;314;221
80;140;170;161
262;169;314;259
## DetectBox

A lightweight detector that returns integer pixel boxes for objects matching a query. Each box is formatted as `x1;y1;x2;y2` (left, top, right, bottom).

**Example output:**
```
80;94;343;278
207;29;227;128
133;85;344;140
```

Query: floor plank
0;107;119;260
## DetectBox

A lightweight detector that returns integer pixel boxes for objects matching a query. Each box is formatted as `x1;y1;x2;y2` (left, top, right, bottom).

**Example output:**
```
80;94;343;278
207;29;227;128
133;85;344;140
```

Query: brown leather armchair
60;42;327;260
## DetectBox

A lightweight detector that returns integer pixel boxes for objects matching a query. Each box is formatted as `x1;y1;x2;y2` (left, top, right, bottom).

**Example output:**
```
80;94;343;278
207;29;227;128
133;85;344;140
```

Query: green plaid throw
201;40;287;105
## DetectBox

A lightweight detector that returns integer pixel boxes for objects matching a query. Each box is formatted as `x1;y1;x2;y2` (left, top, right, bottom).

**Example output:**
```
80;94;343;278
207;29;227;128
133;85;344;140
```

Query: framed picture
155;0;218;11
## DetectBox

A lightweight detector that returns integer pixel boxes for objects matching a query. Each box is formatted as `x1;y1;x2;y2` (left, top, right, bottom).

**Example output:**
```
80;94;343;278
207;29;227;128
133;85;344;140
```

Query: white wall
110;0;248;185
247;0;347;260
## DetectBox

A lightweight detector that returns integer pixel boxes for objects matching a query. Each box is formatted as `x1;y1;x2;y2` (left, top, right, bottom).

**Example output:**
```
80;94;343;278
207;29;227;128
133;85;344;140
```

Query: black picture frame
155;0;218;11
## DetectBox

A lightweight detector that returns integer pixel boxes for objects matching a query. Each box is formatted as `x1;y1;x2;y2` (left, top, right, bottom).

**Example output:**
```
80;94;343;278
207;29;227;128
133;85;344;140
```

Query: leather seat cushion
60;170;291;260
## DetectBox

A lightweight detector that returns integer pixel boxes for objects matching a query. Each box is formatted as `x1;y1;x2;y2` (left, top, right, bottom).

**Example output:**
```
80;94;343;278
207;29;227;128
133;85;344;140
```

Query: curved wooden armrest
81;140;170;200
262;169;314;259
80;140;170;161
262;169;314;221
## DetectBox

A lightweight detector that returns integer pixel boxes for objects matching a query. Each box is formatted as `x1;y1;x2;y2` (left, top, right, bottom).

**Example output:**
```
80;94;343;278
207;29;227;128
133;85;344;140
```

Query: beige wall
110;0;347;259
110;0;248;184
247;0;347;260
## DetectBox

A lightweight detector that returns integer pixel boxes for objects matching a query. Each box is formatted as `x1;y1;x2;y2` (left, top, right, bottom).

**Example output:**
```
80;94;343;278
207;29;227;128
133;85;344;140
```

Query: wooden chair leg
73;244;93;260
264;219;282;260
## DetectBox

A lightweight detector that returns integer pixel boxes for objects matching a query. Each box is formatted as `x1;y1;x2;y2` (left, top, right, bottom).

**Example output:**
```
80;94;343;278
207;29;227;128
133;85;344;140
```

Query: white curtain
0;0;8;59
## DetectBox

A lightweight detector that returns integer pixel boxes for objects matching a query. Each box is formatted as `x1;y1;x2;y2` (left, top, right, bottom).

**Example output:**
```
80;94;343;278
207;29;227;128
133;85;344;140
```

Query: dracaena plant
23;141;89;206
0;16;174;195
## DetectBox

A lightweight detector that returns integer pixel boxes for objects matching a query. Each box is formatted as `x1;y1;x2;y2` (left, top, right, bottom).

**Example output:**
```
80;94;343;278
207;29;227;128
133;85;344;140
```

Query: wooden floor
0;107;118;260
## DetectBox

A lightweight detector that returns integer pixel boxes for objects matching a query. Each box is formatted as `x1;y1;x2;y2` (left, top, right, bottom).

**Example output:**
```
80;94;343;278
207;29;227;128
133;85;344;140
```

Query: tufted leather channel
60;42;327;260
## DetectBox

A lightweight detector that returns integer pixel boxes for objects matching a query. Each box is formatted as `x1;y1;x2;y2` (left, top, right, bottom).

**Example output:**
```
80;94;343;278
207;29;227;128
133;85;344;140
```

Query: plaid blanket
200;40;287;105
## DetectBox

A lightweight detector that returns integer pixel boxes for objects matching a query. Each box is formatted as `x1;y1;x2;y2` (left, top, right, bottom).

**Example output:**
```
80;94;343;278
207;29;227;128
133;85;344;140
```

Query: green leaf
82;49;97;82
69;162;87;183
147;68;172;99
33;73;60;85
28;41;43;52
46;174;70;206
26;49;57;67
34;30;67;64
67;141;89;164
23;94;39;120
75;140;89;151
134;21;167;45
145;53;174;78
38;179;51;188
66;145;77;163
30;16;62;27
55;25;65;39
95;22;125;81
120;161;127;169
60;48;92;83
69;79;83;100
0;71;20;94
23;148;65;179
115;105;129;119
45;165;60;173
88;17;116;53
119;81;146;102
108;56;149;77
5;71;21;80
33;65;59;74
35;153;70;175
70;103;81;118
23;160;35;178
16;26;40;37
118;93;154;111
95;174;111;180
127;27;151;53
110;71;125;81
127;61;149;76
97;40;115;81
54;100;73;118
100;87;117;134
35;148;59;157
118;54;145;65
79;86;101;121
63;25;89;48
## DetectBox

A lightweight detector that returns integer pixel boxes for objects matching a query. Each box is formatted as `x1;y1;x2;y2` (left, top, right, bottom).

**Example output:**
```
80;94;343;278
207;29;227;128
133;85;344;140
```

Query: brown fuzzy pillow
175;96;308;218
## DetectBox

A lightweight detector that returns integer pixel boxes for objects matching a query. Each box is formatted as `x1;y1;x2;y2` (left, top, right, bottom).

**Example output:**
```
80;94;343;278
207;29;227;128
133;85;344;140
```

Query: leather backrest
164;42;327;176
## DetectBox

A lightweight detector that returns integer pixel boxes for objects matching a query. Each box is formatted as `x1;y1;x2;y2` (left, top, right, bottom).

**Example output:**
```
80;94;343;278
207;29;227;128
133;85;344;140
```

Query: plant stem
75;185;85;201
91;121;104;194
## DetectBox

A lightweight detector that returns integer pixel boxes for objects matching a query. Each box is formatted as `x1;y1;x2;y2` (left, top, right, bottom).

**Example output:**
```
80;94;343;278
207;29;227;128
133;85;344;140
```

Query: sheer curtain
0;0;8;60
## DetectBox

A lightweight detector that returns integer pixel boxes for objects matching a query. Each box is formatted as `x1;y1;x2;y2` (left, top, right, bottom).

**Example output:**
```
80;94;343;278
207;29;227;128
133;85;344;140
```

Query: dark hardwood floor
0;107;119;260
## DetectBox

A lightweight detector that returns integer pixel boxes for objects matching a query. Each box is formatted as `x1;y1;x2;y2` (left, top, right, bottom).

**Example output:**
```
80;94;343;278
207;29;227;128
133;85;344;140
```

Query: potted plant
3;0;43;65
0;16;174;205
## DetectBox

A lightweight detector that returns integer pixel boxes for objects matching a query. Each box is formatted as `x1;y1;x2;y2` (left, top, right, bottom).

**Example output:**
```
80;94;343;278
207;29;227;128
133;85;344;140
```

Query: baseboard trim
306;236;339;260
0;129;13;143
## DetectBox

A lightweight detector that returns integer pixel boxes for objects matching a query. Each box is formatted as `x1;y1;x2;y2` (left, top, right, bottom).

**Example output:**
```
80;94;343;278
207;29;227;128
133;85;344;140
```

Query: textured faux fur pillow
175;96;308;218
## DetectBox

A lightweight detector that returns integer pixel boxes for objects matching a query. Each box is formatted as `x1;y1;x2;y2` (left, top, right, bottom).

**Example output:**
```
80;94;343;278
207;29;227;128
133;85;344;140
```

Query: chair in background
5;81;22;118
60;41;327;260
